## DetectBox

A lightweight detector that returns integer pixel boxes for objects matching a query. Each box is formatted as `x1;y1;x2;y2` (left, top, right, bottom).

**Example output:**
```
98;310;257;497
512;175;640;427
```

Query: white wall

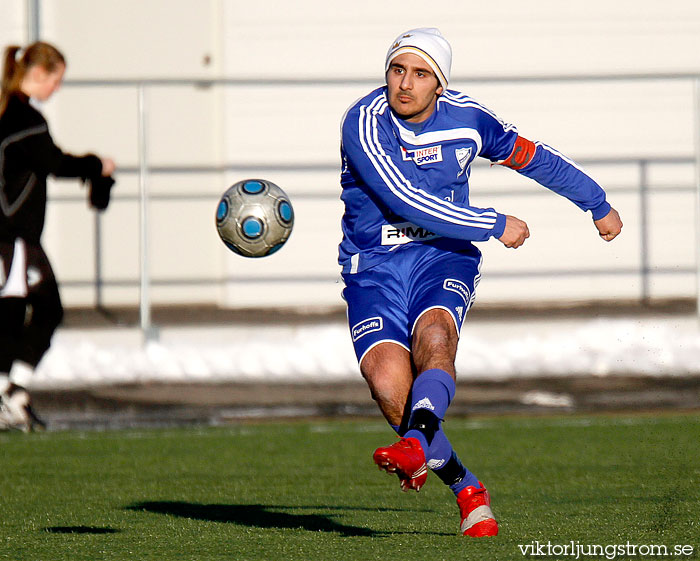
4;0;700;309
220;1;700;78
0;3;26;45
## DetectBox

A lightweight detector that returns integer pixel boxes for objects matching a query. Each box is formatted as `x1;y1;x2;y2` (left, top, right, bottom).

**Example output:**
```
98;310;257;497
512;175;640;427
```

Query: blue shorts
341;243;482;365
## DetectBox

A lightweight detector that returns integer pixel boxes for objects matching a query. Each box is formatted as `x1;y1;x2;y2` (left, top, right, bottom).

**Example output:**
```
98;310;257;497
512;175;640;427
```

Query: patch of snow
28;315;700;389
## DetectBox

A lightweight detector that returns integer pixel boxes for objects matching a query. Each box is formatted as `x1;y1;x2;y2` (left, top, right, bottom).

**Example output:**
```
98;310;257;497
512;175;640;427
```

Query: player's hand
594;207;622;241
498;215;529;249
100;157;116;177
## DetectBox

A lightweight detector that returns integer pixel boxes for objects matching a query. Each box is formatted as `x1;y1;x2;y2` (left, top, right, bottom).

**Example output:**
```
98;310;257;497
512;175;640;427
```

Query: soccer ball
215;179;294;257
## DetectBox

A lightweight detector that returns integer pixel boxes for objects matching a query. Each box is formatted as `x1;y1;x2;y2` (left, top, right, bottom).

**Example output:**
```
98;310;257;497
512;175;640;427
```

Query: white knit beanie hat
385;27;452;90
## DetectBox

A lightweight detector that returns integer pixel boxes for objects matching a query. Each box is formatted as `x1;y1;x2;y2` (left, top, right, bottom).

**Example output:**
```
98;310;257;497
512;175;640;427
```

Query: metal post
26;0;40;41
95;212;103;309
639;160;650;304
138;83;157;341
93;212;118;324
695;78;700;324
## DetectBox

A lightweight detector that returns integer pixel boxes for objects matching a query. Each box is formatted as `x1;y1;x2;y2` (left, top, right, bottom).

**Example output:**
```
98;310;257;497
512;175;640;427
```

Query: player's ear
436;85;444;96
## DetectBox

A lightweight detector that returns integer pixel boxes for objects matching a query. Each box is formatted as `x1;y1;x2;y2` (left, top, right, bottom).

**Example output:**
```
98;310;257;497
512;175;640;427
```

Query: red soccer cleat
373;437;428;492
457;482;498;537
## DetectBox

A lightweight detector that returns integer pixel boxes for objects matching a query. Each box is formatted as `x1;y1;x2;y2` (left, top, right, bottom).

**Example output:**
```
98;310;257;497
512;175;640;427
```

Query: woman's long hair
0;41;65;116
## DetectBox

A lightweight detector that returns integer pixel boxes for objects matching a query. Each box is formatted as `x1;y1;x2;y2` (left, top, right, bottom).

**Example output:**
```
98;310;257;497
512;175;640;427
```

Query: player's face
26;63;66;101
386;53;443;123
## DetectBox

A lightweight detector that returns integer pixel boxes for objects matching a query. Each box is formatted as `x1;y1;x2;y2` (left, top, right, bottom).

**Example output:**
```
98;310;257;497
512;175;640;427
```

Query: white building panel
3;0;697;309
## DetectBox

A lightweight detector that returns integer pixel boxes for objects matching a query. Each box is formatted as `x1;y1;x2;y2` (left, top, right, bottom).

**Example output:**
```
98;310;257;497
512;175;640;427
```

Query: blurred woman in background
0;41;115;431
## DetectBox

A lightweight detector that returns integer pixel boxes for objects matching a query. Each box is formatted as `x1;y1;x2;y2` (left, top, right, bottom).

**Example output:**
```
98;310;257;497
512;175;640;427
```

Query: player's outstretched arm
498;215;529;249
593;207;623;242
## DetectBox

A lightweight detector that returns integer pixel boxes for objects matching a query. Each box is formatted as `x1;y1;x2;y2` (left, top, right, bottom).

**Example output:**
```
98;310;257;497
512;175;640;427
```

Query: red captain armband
499;136;536;170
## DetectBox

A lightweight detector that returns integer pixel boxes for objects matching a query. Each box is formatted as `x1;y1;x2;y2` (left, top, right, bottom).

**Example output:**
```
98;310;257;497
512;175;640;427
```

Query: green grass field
1;413;699;560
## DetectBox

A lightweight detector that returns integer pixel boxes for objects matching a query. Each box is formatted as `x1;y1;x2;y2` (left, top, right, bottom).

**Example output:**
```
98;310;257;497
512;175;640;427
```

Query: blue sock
403;368;455;453
401;369;480;495
410;368;455;416
425;427;453;470
430;433;480;495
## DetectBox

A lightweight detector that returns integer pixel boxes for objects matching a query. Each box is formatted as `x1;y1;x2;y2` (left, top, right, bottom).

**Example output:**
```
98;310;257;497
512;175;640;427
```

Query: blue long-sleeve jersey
338;86;611;274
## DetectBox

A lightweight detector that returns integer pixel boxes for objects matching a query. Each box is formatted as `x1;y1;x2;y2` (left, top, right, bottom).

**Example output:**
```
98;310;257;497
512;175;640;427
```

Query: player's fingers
601;228;620;241
518;225;529;247
511;234;526;249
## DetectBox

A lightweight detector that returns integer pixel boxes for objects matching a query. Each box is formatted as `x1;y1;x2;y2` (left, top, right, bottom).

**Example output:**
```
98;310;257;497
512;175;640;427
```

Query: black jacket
0;92;103;244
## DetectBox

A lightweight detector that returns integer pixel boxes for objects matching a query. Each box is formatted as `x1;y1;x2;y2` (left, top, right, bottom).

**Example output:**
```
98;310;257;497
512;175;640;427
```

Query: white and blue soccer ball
215;179;294;258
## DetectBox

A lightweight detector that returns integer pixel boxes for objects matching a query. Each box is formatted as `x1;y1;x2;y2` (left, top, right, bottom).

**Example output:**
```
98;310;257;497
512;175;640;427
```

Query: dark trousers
0;240;63;373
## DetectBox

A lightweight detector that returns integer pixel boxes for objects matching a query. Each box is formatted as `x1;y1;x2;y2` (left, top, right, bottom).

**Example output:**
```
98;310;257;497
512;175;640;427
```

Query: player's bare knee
362;365;406;400
413;320;456;356
415;323;454;348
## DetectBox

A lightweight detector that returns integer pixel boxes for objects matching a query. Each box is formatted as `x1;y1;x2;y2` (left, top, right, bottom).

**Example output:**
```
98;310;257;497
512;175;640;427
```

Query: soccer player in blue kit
338;28;622;537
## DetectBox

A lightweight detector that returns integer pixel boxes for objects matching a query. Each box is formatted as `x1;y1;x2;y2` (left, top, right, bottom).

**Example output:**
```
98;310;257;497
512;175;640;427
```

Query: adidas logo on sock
412;397;435;411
